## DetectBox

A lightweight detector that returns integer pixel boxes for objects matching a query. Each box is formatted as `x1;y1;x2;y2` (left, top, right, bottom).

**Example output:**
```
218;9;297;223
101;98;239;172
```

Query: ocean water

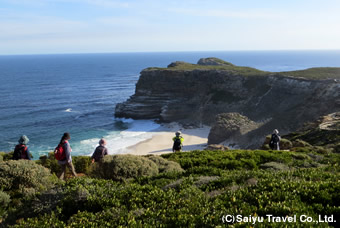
0;50;340;159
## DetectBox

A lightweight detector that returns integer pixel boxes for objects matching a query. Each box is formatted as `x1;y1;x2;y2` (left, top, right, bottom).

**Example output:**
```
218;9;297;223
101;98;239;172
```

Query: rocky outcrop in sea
115;58;340;148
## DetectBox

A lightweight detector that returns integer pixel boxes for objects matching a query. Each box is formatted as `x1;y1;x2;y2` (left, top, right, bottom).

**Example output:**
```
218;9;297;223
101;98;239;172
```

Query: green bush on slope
0;153;4;162
37;153;92;175
36;152;60;174
72;156;92;174
0;190;11;218
0;160;54;197
161;150;294;170
0;152;14;161
89;155;184;180
89;155;159;180
2;149;339;227
9;166;339;228
146;155;184;173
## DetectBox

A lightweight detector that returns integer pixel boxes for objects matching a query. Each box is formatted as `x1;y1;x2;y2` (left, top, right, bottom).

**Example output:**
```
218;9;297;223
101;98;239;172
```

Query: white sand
125;124;210;155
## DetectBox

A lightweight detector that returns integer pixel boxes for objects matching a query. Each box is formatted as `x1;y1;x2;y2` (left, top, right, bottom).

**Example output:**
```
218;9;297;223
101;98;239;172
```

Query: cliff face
115;58;340;148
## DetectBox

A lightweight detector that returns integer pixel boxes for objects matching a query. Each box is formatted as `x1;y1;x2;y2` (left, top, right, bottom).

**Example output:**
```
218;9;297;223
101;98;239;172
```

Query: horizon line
1;49;340;57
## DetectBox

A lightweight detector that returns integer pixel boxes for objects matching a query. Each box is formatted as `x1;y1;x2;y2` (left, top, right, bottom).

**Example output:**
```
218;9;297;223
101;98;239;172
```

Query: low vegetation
0;160;55;197
89;154;159;180
0;146;338;227
145;62;269;77
281;67;340;80
144;58;340;80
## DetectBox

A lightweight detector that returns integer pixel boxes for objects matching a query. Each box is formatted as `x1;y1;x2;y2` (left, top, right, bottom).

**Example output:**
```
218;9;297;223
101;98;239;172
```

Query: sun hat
18;135;29;145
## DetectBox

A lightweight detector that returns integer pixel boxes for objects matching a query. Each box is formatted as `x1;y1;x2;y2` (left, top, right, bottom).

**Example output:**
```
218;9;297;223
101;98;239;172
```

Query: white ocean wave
73;120;161;156
114;117;135;123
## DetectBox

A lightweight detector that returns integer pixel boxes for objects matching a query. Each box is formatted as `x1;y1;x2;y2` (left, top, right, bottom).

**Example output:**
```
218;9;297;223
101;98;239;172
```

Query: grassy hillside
1;148;339;227
144;58;340;80
280;67;340;80
145;61;270;77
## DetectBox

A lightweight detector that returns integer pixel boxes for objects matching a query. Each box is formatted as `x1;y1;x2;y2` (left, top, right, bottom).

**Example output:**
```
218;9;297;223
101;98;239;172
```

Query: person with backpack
172;131;184;152
12;135;32;160
91;138;108;163
55;132;77;180
269;129;281;150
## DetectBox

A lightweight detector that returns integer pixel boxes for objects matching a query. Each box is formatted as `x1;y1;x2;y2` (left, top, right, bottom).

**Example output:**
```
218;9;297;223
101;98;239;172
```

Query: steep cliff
115;58;340;148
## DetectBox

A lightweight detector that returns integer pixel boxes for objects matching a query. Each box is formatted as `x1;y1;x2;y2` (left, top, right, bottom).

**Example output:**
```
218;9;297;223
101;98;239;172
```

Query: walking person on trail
12;135;32;160
55;132;77;180
91;138;108;163
172;131;184;152
269;129;281;150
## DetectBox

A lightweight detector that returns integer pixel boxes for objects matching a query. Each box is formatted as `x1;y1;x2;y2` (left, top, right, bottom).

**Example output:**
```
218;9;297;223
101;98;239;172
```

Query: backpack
272;134;280;143
13;144;28;160
173;137;182;151
54;143;66;161
92;146;107;162
269;134;280;149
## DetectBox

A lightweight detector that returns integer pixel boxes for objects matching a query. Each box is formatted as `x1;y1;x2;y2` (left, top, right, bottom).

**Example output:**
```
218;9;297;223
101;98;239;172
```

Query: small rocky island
115;58;340;148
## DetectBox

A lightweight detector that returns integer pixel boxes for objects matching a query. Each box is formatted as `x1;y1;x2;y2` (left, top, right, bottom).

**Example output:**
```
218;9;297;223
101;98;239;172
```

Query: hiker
91;138;108;163
13;135;32;160
56;132;77;180
172;131;184;152
269;129;281;150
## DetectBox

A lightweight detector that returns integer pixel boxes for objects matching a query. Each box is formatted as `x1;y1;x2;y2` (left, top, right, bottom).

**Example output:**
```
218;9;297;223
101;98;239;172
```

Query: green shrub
36;152;60;174
291;153;310;160
0;190;11;218
89;155;159;180
291;147;313;153
279;138;293;150
134;171;184;188
313;146;332;154
261;144;271;150
292;139;312;148
261;135;271;149
67;209;124;227
259;162;289;171
147;155;184;173
162;150;293;172
0;190;11;206
3;150;339;227
72;156;92;174
0;152;4;162
194;176;220;188
1;152;14;161
10;211;65;228
0;160;53;197
37;153;91;175
4;165;340;227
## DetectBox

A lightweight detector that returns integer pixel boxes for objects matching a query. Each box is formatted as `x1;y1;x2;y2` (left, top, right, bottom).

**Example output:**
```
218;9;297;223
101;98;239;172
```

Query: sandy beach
125;124;210;156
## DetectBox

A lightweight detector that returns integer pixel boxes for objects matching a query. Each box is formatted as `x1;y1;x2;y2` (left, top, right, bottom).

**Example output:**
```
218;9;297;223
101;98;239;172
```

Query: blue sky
1;0;340;55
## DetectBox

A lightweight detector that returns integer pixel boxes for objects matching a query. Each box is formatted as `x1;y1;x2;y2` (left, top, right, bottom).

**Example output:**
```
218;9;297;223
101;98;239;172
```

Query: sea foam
74;119;161;156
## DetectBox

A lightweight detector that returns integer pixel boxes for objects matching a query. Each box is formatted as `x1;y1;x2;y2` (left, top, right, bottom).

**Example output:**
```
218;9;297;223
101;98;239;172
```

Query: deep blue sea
1;50;340;159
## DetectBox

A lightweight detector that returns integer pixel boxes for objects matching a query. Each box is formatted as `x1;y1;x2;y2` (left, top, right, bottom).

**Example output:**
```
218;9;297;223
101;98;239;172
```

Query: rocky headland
115;58;340;148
